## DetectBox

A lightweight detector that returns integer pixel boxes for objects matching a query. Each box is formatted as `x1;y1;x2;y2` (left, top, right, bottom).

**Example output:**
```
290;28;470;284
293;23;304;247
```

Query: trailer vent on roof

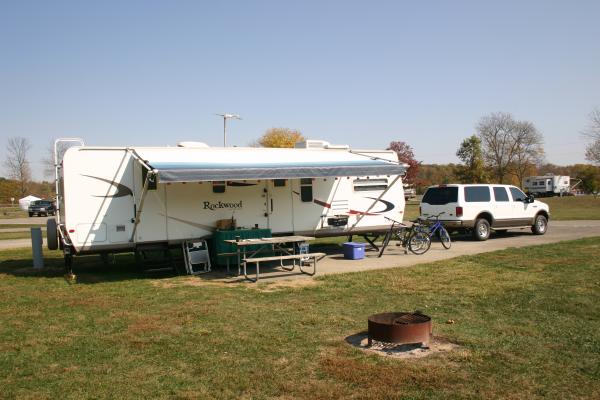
177;142;210;148
295;140;349;150
295;140;330;149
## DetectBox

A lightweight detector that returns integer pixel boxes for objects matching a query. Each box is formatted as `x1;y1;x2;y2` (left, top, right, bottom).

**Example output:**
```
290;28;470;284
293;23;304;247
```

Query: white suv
420;184;550;241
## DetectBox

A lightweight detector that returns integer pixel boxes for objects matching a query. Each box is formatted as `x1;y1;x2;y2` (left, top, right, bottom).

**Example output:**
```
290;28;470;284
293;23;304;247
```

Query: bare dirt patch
254;278;321;292
346;332;460;359
149;276;322;291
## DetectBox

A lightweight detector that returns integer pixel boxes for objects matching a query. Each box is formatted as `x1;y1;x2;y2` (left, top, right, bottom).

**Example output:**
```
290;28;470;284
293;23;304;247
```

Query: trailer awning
133;147;406;183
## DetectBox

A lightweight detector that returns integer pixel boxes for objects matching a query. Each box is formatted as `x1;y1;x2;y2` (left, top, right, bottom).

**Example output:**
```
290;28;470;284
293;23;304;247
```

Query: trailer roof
132;147;406;182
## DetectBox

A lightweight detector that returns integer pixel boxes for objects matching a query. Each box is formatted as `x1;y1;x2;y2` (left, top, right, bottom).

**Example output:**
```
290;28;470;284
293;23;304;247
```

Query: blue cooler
343;242;366;260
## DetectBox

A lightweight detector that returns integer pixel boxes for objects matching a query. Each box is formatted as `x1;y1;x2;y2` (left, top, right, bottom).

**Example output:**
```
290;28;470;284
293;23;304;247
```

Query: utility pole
215;113;242;146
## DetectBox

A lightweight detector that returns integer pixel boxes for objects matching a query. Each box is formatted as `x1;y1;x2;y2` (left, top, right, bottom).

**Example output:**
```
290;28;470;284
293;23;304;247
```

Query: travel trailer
47;139;407;258
523;174;573;197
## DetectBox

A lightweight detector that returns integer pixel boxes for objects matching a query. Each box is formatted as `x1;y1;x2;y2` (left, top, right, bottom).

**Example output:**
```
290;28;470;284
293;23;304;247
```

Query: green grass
1;239;599;399
0;206;28;219
0;223;45;229
0;231;37;240
541;195;600;220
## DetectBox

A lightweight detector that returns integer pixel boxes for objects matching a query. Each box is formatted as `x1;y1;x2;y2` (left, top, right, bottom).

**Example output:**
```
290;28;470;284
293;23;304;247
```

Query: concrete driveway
314;220;600;275
0;221;598;277
226;220;600;282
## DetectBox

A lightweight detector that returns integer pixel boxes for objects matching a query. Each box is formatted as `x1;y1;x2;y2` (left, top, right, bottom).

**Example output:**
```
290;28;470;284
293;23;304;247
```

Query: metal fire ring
368;312;432;346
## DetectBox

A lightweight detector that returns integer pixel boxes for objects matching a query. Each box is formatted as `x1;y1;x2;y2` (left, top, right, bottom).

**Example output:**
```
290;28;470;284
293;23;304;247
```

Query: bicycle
378;217;431;257
417;212;451;249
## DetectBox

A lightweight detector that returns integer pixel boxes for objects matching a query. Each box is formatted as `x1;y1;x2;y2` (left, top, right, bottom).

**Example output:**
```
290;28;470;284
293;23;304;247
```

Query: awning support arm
130;171;153;243
126;148;153;172
348;175;402;231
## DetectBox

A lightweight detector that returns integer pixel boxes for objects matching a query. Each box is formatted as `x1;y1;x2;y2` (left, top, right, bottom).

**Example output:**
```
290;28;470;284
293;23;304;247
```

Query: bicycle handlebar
384;216;409;227
420;211;446;221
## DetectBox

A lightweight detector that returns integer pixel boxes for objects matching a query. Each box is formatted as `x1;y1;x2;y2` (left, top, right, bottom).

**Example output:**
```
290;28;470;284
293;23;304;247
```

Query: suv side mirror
526;194;535;203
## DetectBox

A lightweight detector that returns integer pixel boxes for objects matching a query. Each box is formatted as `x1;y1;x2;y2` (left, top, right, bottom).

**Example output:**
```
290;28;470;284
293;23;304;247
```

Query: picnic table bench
223;235;320;282
242;252;326;282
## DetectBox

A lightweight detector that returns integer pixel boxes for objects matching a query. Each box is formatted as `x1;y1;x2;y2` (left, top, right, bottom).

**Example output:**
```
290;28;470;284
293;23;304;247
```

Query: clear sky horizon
1;0;599;181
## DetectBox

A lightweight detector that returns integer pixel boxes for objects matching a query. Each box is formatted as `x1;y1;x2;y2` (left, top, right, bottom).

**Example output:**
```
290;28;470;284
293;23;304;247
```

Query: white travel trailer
523;174;571;197
48;139;407;260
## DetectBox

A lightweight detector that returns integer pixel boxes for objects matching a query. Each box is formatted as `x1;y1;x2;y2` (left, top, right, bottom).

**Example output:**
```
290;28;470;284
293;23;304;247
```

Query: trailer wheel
472;218;490;241
531;214;547;235
47;218;58;250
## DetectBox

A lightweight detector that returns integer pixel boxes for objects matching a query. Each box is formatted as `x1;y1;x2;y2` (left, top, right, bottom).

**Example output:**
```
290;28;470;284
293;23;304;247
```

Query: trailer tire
47;218;58;250
531;214;547;235
472;218;490;241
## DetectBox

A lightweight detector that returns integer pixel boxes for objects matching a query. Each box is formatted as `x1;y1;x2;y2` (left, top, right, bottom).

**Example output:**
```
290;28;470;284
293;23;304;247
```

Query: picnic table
223;235;324;282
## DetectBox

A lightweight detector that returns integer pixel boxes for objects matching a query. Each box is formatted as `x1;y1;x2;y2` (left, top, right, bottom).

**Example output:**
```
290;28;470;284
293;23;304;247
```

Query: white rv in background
48;139;407;257
523;174;571;197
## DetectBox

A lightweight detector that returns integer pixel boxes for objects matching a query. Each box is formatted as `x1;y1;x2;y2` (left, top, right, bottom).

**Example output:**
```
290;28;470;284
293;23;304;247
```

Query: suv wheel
531;214;547;235
473;218;490;241
29;212;33;217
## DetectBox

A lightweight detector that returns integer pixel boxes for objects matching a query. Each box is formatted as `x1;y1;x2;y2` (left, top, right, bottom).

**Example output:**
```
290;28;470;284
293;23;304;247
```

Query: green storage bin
213;228;272;266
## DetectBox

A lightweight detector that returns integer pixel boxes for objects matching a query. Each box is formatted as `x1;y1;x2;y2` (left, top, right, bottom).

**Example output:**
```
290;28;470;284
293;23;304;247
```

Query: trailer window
274;179;286;187
353;178;388;192
300;178;313;202
212;181;226;193
464;186;491;202
142;168;157;190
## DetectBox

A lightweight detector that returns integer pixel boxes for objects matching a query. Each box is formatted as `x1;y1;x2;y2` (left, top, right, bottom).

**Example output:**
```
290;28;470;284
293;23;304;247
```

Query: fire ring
368;312;432;347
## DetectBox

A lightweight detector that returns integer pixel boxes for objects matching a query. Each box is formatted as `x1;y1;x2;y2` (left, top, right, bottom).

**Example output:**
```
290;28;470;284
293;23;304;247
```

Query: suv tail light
455;206;463;217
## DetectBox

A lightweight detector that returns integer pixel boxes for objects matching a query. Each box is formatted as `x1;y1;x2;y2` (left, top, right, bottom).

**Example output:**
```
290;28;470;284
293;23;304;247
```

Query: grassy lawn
0;231;43;241
0;206;28;219
1;239;599;399
541;195;600;220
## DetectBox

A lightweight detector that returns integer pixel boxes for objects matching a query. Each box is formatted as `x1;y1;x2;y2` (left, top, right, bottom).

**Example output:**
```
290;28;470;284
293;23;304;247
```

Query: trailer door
265;179;294;234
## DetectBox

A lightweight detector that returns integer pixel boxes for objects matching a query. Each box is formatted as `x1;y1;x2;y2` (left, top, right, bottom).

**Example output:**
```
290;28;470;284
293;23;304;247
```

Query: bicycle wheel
408;231;431;255
378;229;393;257
439;227;451;249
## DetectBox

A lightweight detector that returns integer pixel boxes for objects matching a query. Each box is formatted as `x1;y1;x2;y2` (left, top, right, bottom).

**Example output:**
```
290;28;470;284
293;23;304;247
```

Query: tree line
3;109;600;201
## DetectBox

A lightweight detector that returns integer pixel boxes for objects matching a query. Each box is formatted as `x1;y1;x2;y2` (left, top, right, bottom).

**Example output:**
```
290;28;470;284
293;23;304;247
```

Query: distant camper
523;174;571;197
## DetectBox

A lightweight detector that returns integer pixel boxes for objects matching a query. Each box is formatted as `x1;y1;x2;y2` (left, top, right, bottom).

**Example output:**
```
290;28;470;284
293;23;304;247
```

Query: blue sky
1;0;599;180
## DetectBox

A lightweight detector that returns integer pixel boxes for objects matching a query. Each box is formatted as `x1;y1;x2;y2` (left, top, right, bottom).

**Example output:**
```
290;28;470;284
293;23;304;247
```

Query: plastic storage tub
343;242;366;260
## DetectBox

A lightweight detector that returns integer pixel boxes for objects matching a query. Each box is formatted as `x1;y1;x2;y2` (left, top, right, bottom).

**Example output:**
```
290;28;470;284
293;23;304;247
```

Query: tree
257;128;304;148
388;141;420;185
3;137;32;196
42;140;73;179
583;107;600;164
477;112;544;184
508;120;545;186
570;164;600;194
455;135;488;183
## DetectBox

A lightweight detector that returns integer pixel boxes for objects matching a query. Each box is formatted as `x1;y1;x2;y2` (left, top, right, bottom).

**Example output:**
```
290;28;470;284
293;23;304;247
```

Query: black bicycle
378;217;431;257
417;212;451;249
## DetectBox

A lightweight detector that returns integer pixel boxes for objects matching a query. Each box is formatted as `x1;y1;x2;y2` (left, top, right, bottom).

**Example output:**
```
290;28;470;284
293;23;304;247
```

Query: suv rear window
464;186;491;202
422;187;458;205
